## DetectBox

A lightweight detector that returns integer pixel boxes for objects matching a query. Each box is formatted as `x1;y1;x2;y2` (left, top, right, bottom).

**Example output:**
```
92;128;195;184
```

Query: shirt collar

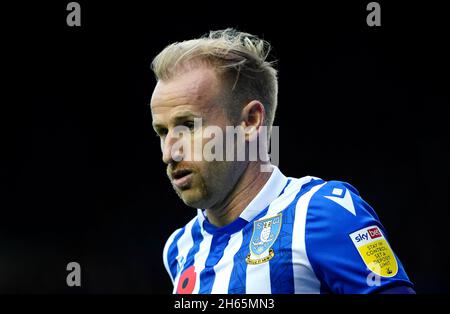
238;165;288;222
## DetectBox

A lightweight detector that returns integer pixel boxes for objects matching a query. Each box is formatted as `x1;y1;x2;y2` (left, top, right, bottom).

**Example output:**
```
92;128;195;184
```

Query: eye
155;127;168;138
183;121;195;130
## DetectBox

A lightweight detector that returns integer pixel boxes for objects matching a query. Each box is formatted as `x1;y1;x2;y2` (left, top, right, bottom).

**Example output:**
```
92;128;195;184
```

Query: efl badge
246;214;282;265
349;225;399;277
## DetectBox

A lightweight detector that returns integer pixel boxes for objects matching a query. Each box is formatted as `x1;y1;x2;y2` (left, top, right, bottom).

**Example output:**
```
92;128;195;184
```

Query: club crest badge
246;214;282;265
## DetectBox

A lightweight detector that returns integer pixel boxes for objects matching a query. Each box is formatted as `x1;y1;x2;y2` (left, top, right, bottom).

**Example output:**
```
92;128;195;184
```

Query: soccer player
149;29;415;294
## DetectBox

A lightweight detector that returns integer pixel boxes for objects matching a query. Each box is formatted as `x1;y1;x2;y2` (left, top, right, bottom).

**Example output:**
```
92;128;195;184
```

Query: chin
179;189;213;209
178;191;205;208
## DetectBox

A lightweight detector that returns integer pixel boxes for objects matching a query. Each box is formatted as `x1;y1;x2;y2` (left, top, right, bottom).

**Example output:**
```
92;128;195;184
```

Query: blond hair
151;28;278;132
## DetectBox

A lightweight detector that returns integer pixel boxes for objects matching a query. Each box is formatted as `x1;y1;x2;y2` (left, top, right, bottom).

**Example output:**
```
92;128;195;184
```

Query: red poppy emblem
176;265;196;294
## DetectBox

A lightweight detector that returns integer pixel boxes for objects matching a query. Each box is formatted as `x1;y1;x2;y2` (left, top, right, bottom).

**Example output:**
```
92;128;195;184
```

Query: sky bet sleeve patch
349;225;398;278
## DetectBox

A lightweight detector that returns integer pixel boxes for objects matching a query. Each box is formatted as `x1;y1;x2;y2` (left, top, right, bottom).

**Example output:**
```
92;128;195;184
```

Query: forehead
150;66;223;117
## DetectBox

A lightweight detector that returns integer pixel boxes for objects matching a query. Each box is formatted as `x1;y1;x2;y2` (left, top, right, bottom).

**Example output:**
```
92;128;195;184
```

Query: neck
205;161;273;227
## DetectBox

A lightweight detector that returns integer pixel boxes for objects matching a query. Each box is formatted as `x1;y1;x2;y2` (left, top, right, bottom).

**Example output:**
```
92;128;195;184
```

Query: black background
1;1;448;293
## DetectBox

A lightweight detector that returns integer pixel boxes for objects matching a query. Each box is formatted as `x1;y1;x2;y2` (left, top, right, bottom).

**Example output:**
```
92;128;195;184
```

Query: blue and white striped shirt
163;166;413;294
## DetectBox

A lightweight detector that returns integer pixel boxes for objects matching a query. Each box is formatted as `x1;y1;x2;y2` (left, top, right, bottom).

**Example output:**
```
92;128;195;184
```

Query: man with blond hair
149;29;414;294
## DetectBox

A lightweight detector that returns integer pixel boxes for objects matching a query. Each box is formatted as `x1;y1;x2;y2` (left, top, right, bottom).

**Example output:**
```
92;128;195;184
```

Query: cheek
191;132;205;160
191;162;217;191
203;162;233;185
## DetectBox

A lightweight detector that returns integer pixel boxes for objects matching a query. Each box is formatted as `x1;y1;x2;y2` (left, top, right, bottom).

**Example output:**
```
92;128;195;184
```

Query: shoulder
163;215;199;256
162;215;199;283
284;177;380;241
162;227;183;284
306;179;381;227
279;175;326;205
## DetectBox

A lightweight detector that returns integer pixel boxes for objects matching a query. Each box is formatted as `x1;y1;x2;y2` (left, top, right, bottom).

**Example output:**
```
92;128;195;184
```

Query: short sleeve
304;181;414;293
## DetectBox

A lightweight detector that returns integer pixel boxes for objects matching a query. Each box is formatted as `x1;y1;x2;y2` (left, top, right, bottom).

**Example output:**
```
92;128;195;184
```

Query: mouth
171;169;193;189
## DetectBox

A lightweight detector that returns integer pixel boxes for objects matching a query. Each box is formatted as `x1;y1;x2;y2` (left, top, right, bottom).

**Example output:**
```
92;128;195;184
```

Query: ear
239;100;266;141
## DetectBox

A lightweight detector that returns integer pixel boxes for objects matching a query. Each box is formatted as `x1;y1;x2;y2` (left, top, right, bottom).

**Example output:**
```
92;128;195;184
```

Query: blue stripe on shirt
167;227;186;280
198;233;231;293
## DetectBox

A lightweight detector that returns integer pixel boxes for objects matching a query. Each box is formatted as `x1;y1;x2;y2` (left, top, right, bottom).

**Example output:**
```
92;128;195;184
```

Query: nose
161;130;183;164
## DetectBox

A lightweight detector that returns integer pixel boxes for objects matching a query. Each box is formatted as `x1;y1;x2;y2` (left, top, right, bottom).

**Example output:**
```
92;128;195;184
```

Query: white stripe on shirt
192;228;213;294
291;183;325;293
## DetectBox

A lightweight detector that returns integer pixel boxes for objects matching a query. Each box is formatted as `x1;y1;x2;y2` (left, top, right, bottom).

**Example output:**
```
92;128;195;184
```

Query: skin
150;65;272;227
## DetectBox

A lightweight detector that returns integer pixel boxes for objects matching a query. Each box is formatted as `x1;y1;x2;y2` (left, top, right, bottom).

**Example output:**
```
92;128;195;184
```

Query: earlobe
245;126;259;142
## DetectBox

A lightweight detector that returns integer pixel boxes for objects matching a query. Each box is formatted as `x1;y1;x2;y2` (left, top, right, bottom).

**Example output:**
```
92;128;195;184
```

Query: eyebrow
152;111;201;130
171;111;200;121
